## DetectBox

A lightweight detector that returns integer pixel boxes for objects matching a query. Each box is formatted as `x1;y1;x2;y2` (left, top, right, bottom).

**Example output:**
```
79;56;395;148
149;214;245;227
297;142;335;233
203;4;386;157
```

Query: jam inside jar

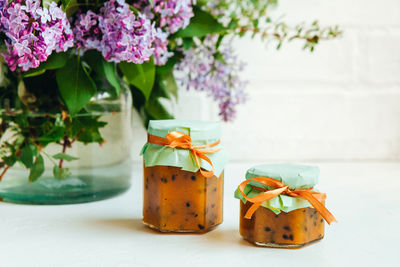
143;165;223;232
240;201;324;248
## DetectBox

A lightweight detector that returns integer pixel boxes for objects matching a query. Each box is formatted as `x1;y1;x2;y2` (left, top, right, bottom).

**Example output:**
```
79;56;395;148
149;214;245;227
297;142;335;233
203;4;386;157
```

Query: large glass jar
235;164;336;248
141;120;229;233
0;86;132;204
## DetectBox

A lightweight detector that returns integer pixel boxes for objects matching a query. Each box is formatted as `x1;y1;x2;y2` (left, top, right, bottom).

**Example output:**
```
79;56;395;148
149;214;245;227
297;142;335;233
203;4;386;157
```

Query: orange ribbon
147;131;221;178
238;177;337;225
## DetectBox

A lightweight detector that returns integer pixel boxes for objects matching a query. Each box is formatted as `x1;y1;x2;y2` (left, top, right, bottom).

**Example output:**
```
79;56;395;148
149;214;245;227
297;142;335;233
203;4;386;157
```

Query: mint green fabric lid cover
235;163;320;214
141;120;228;176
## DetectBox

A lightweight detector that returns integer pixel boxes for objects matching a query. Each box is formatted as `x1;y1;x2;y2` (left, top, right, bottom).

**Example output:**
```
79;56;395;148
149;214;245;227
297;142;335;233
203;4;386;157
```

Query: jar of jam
141;120;228;233
235;164;336;248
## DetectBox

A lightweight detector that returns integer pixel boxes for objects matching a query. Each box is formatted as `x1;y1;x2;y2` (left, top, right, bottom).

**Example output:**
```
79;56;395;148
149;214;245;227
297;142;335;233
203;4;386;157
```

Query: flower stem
0;165;10;181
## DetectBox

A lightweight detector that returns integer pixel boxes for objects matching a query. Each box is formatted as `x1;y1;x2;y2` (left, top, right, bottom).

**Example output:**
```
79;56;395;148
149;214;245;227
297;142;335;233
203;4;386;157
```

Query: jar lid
246;163;319;189
235;163;320;214
147;120;221;143
141;120;228;176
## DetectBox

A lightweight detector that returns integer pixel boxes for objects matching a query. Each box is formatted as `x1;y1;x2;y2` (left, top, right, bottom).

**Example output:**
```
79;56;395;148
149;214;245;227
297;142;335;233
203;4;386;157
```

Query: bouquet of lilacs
0;0;340;181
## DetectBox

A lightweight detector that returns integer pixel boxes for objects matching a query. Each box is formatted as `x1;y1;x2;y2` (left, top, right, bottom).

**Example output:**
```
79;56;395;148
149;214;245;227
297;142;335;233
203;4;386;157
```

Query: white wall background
133;0;400;162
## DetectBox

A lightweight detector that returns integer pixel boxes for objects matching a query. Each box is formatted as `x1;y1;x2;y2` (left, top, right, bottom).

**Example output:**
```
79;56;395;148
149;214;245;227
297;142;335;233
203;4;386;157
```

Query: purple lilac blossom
73;0;155;64
0;0;74;71
175;35;247;121
133;0;195;65
153;28;173;65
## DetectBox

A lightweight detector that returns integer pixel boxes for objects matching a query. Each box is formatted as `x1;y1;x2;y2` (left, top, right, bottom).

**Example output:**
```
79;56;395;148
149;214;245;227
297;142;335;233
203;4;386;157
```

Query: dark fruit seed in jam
186;202;190;207
213;187;217;192
211;204;215;208
283;226;291;231
275;215;279;218
289;234;294;241
264;227;271;232
198;224;205;230
283;234;289;240
161;178;167;183
171;175;176;181
305;227;308;231
191;175;196;181
320;219;323;223
194;214;198;217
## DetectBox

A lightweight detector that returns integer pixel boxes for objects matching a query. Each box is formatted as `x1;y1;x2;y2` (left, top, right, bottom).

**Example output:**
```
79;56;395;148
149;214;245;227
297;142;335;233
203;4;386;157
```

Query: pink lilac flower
134;0;194;34
73;0;155;64
133;0;195;65
0;0;74;71
175;35;248;121
153;28;173;65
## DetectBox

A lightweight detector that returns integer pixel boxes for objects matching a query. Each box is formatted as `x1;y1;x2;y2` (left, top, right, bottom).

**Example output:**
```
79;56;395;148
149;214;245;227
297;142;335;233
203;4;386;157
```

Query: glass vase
0;86;133;204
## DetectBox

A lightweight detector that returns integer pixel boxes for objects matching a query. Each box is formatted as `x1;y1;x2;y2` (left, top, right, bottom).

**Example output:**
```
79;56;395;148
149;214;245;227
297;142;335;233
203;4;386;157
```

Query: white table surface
0;162;399;267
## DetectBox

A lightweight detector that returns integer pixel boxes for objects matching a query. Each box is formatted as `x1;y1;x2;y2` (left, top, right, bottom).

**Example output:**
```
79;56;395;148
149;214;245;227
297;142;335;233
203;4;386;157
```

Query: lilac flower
73;0;155;64
133;0;194;34
0;0;74;71
175;35;248;121
153;28;173;66
133;0;195;65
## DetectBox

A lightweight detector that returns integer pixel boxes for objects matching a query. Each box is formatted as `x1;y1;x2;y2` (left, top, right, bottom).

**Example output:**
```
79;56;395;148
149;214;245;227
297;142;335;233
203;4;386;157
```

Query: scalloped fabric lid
141;120;228;176
246;163;319;189
234;163;320;214
147;120;221;143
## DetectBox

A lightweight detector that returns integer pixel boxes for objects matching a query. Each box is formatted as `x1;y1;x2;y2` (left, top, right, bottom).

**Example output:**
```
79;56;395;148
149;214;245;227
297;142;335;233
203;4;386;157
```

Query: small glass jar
235;164;335;248
240;202;324;248
141;120;228;233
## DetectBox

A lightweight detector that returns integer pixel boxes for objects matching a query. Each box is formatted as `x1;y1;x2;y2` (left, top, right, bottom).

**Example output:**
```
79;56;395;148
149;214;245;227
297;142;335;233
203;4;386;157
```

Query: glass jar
0;85;132;204
240;202;324;248
235;164;336;248
141;120;228;232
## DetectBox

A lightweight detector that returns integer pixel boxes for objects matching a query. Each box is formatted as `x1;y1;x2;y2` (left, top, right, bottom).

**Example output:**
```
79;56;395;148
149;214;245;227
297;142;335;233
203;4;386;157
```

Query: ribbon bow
147;131;221;178
238;177;337;225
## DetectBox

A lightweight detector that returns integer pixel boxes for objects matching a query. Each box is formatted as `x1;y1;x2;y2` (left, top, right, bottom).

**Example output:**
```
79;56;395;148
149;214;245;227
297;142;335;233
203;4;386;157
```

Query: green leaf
83;50;121;95
156;70;178;100
182;38;194;50
56;56;97;116
156;54;180;75
174;7;225;38
145;98;173;120
29;155;45;182
119;58;155;101
53;165;72;179
52;153;79;161
103;60;121;95
24;52;68;77
3;155;17;167
68;116;107;144
61;0;71;8
20;145;37;168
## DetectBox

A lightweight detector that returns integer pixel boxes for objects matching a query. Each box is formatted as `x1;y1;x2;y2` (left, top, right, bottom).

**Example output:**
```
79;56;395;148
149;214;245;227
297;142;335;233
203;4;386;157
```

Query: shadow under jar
141;120;228;233
235;163;336;248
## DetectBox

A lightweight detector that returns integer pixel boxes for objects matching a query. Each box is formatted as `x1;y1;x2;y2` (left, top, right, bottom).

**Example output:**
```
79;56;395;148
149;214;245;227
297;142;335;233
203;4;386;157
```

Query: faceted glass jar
143;165;224;232
240;201;325;248
0;86;133;204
